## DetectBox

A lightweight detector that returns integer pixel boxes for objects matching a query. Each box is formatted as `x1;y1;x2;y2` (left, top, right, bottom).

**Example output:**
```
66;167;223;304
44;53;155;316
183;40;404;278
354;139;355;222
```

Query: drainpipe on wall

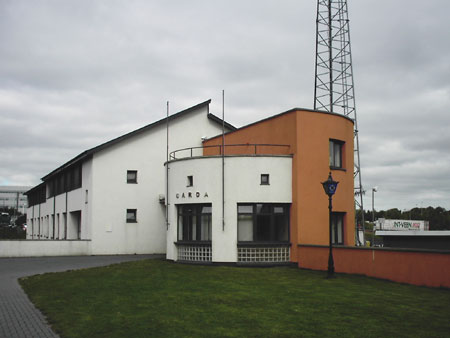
53;196;56;239
65;191;68;240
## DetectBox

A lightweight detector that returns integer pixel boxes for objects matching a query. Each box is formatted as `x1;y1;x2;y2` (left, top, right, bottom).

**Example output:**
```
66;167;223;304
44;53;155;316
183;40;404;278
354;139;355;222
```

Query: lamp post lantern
322;172;339;278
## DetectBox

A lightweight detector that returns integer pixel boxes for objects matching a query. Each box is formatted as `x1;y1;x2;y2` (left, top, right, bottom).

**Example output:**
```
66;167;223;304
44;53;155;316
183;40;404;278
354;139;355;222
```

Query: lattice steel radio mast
313;0;365;244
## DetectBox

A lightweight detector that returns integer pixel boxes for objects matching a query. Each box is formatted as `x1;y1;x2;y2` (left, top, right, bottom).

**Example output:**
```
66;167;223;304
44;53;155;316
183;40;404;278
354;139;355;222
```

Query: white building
166;155;292;263
25;99;356;263
26;100;233;255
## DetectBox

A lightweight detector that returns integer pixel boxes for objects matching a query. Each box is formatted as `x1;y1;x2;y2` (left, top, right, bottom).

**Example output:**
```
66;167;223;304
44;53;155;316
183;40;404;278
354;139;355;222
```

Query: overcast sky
0;0;449;211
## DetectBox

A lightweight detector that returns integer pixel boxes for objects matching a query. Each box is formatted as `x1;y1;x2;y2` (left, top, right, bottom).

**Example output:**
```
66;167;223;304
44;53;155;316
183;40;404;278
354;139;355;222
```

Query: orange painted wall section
203;109;355;262
297;245;450;288
296;111;355;246
203;111;298;155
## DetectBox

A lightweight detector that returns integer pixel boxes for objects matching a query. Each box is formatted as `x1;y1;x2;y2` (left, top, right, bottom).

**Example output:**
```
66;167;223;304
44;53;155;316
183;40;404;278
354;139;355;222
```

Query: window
71;165;82;190
187;175;193;187
332;212;345;245
56;174;65;195
27;185;46;207
260;174;270;185
127;170;138;184
46;180;54;198
177;204;211;242
126;209;137;223
329;139;344;169
238;204;289;242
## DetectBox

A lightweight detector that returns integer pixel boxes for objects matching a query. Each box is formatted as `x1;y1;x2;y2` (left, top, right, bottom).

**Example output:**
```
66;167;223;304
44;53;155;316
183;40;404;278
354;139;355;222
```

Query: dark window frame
177;204;212;242
28;185;46;206
71;165;82;190
186;175;194;187
237;203;290;243
127;170;138;184
126;209;137;223
46;164;83;199
331;212;345;245
329;139;344;169
260;174;270;185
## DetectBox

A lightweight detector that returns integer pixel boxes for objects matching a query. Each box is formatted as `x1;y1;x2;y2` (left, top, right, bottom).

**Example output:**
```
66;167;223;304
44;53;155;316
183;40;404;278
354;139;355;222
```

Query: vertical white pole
166;101;170;230
222;90;225;231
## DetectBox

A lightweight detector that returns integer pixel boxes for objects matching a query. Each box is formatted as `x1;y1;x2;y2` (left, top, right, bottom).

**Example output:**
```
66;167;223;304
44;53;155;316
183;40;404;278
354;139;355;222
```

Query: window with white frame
331;212;345;245
177;204;212;242
126;209;137;223
329;139;344;169
238;204;289;242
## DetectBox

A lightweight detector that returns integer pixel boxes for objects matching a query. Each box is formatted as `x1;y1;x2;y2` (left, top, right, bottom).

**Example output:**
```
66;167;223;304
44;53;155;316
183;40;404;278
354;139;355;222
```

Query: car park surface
0;254;163;338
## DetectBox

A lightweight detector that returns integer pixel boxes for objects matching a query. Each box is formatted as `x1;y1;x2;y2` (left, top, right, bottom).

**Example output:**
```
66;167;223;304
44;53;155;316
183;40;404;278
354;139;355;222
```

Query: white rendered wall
26;157;93;241
24;105;226;256
166;155;292;262
0;240;91;257
89;106;227;255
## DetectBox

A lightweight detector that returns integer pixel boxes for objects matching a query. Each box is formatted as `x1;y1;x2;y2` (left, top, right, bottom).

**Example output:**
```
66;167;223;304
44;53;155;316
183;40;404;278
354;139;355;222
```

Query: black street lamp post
322;172;339;278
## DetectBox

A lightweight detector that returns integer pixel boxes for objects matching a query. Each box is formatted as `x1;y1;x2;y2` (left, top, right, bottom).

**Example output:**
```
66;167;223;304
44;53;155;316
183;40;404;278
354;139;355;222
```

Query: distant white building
374;219;429;231
0;186;31;211
26;100;232;254
374;218;449;250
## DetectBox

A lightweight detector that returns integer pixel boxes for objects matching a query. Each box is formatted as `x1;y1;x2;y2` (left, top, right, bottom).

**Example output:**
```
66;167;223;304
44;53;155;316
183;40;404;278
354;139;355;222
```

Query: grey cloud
0;0;449;210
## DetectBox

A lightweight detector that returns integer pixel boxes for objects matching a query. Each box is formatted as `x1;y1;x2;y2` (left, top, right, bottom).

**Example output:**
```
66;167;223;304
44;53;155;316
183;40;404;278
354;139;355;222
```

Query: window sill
329;166;346;172
175;241;212;246
238;242;291;247
127;182;138;184
126;220;137;223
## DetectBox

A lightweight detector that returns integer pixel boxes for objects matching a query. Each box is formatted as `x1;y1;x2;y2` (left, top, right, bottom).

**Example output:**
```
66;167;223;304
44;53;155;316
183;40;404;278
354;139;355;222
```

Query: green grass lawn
20;259;449;338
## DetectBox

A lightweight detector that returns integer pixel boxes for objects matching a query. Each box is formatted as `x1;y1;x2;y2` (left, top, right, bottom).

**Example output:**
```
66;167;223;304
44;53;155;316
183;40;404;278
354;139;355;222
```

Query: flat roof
376;231;450;237
0;186;32;193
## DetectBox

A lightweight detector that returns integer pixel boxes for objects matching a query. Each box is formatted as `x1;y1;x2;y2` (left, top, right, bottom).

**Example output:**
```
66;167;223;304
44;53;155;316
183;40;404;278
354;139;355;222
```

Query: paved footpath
0;254;164;338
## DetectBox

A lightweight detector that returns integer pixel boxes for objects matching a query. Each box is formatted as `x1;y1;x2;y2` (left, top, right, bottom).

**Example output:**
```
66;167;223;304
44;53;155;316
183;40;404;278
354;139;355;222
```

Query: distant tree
357;206;450;230
427;206;450;230
15;214;26;226
385;208;402;219
410;207;422;220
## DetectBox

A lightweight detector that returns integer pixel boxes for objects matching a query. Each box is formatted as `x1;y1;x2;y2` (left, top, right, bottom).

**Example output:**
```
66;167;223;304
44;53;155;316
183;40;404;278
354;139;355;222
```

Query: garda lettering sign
176;191;209;199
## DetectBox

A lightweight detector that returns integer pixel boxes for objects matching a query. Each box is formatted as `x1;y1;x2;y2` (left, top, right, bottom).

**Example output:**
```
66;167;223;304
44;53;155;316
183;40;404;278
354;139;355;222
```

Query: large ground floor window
238;203;290;242
177;204;212;242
